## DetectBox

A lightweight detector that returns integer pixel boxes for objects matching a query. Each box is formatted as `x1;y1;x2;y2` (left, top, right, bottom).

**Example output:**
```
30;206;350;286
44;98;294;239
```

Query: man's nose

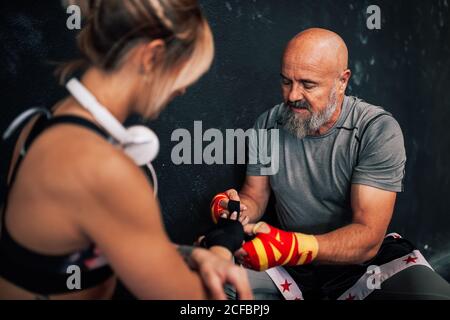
288;83;304;102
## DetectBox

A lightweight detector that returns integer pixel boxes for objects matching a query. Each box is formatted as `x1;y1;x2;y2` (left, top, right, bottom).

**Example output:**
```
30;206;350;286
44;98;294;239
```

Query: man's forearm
239;192;266;223
241;221;384;270
315;223;382;264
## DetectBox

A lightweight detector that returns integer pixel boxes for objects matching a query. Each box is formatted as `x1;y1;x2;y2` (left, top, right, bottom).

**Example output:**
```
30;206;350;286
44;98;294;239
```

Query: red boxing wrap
210;193;228;224
242;222;319;271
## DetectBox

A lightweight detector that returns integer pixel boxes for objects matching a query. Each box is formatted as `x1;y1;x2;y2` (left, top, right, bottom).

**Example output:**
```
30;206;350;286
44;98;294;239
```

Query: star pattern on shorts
403;255;418;264
280;279;292;292
345;293;356;300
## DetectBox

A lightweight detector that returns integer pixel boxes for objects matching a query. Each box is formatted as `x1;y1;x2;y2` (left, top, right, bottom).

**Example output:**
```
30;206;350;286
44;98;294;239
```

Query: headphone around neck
66;78;160;196
2;79;161;197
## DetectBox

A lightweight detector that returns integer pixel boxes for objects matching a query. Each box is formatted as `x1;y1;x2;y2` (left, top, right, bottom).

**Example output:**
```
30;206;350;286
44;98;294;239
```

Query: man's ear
140;39;166;74
339;69;352;94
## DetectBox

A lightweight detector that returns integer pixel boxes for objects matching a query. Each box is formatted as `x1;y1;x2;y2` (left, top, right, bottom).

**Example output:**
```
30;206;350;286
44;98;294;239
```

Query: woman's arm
74;150;250;299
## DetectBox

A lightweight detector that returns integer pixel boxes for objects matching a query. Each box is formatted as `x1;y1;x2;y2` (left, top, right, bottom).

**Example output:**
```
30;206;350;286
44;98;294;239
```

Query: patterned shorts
265;233;432;300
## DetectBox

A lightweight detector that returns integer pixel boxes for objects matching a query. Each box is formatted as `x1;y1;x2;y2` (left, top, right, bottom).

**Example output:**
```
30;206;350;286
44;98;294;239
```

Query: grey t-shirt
246;96;406;235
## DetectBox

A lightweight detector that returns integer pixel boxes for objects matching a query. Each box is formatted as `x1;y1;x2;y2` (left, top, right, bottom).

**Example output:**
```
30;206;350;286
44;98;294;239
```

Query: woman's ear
140;39;166;74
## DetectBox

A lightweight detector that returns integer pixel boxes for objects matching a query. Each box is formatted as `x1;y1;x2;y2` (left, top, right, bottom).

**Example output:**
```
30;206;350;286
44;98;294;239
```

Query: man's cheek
308;97;325;112
281;89;290;102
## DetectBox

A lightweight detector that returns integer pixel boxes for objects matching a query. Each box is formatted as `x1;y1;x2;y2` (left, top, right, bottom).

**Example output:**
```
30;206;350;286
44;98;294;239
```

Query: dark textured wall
1;1;449;280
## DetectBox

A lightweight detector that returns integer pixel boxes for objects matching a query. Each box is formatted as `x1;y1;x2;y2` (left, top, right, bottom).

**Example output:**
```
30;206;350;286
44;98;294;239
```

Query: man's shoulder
343;96;399;132
343;96;403;145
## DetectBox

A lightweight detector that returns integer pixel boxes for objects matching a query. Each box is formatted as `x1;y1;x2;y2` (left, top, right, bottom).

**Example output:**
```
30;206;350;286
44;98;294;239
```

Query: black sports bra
0;115;113;295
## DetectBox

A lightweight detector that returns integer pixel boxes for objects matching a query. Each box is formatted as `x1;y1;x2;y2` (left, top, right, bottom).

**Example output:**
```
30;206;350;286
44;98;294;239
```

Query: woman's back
0;101;122;299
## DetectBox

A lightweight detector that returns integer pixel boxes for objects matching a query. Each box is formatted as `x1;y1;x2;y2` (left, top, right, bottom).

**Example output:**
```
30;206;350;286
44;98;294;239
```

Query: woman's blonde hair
59;0;214;117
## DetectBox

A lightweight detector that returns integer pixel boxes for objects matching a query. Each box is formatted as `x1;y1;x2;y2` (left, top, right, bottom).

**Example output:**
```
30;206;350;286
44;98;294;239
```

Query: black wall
1;0;449;280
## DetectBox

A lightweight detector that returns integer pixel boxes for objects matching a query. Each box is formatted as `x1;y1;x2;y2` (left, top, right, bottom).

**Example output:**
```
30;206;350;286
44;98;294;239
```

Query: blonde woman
0;0;251;300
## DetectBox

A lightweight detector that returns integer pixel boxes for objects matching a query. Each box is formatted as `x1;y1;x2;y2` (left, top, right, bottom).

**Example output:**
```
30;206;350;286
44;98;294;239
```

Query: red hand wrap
210;193;228;224
242;222;319;271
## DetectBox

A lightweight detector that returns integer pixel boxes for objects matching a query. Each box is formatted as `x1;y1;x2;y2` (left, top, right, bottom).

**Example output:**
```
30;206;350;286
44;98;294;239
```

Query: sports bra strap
8;115;110;191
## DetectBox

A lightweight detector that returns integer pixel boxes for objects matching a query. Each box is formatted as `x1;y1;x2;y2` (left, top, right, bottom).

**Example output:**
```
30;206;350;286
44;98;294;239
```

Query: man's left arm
315;184;396;264
239;184;398;269
316;114;405;264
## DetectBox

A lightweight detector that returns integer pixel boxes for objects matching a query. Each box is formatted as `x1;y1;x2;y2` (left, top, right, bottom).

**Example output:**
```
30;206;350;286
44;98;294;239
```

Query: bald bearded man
220;28;450;300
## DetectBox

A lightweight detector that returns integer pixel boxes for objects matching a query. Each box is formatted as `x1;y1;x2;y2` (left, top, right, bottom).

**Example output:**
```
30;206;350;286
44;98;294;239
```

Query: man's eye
303;83;316;89
281;79;291;85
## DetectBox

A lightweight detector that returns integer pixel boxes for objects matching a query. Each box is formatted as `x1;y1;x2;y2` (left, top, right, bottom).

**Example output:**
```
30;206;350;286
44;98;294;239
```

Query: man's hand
210;178;270;225
214;189;248;220
190;247;253;300
234;222;319;271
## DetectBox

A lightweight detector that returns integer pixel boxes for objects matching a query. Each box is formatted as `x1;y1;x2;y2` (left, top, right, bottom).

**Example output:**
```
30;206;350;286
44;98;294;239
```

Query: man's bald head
280;28;352;138
283;28;348;77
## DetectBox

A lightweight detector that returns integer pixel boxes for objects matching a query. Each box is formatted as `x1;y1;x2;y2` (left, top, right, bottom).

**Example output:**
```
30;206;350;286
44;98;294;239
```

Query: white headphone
66;78;160;196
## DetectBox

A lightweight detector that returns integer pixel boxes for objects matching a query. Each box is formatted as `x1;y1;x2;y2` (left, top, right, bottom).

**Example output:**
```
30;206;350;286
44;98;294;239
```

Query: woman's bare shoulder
32;124;159;226
24;123;153;203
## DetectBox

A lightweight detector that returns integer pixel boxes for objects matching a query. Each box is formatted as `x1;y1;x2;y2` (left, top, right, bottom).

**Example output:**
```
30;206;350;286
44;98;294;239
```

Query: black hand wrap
227;200;241;218
202;218;244;253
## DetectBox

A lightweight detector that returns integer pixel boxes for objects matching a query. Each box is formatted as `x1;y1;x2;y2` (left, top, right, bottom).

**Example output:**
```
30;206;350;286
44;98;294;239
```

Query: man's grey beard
281;89;338;139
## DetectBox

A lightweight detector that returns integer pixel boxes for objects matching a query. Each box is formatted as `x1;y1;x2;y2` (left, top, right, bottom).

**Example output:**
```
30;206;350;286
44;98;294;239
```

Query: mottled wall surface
1;1;449;279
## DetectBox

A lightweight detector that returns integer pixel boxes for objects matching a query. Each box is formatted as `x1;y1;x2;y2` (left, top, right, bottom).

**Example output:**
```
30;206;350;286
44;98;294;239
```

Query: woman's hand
194;212;247;260
190;247;253;300
194;212;250;249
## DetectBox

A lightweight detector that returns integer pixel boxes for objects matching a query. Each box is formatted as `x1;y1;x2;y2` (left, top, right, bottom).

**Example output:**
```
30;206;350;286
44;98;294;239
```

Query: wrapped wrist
242;223;319;271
